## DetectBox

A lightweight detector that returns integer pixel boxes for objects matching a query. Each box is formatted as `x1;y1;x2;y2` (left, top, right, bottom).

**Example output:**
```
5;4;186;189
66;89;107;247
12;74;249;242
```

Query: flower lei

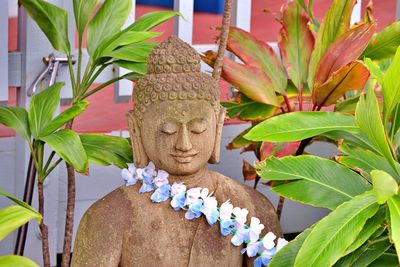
121;162;287;267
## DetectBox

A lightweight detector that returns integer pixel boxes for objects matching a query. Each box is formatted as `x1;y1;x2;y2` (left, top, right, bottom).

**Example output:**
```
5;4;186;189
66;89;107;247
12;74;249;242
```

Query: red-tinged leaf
308;0;356;90
202;51;280;106
313;60;370;107
226;27;287;95
259;142;300;161
278;2;315;89
242;160;257;181
226;127;252;150
314;22;376;88
364;0;374;23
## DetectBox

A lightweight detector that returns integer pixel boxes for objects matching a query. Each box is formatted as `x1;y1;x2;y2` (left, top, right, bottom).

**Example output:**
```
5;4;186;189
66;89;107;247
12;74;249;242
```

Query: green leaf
0;188;40;215
40;130;88;174
355;87;398;174
121;71;145;81
0;106;31;141
19;0;70;54
0;205;41;241
73;0;99;43
269;227;312;267
126;11;180;32
387;195;400;264
383;47;400;124
334;242;369;266
338;145;400;182
351;239;393;267
244;111;358;142
257;156;371;209
28;83;63;138
226;127;253;150
0;255;39;267
102;31;161;55
294;193;379;266
369;253;400;267
362;21;400;60
334;94;360;113
113;61;147;75
324;130;381;155
364;57;384;83
106;42;158;62
80;134;132;169
37;101;89;138
87;0;132;56
308;0;355;90
371;170;398;204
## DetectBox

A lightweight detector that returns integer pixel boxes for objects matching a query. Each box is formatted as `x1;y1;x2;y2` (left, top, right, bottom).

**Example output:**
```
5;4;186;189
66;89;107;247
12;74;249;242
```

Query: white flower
232;207;248;225
249;217;265;242
121;163;138;185
171;182;186;196
262;232;277;250
185;187;202;205
219;200;233;221
244;241;262;257
276;238;288;251
200;188;210;199
153;170;169;187
137;161;156;180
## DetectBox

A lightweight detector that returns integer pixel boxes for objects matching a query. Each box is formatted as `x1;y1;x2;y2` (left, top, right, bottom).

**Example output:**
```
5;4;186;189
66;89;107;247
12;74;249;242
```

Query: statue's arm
71;199;125;267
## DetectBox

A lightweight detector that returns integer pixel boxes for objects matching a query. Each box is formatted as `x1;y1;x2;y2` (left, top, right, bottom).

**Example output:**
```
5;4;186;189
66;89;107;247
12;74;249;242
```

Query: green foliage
0;255;39;267
0;106;30;141
387;195;400;263
73;0;99;43
372;170;398;204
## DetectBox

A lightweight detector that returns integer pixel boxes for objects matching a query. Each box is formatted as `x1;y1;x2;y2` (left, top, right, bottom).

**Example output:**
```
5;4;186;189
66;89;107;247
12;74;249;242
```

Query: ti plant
243;46;400;265
202;0;400;218
12;0;178;266
0;189;42;267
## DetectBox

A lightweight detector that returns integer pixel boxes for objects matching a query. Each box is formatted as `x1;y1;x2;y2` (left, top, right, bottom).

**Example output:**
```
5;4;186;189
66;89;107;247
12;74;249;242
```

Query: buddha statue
71;36;282;267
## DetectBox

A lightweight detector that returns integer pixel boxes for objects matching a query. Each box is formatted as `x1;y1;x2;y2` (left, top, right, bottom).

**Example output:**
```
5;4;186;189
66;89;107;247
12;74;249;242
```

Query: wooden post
174;0;194;44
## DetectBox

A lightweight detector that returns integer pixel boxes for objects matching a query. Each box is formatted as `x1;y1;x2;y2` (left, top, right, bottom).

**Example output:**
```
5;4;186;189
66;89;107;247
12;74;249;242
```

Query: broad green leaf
113;61;147;75
383;46;400;124
278;2;314;90
257;156;371;209
371;170;398;204
0;255;39;267
334;242;369;266
121;71;145;81
202;51;280;106
294;193;379;266
40;130;88;174
37;101;89;138
20;0;70;54
308;0;355;90
102;31;161;55
227;27;287;95
221;95;278;121
0;106;30;141
0;188;40;215
226;127;252;149
338;145;400;182
362;21;400;60
324;130;381;155
312;61;370;107
73;0;99;43
87;0;132;56
126;11;180;32
28;83;63;138
313;23;375;87
245;111;358;142
80;134;132;169
351;239;392;266
0;205;41;241
106;42;158;62
355;87;398;174
269;227;312;267
387;195;400;264
369;253;400;267
334;95;360;113
364;57;384;83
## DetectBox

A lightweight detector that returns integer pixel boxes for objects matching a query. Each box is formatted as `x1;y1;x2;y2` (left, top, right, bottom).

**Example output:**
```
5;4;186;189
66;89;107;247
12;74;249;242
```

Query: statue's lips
170;152;198;163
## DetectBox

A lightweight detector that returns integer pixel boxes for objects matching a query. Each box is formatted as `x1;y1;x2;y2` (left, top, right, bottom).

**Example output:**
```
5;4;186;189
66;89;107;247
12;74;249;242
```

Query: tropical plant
0;189;41;267
8;0;178;265
202;0;400;219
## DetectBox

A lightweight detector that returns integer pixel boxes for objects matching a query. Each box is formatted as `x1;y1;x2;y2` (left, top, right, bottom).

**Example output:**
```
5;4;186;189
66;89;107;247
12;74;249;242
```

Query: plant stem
43;151;55;174
43;158;63;180
298;83;303;111
67;55;76;97
38;181;50;267
283;95;292;112
61;120;75;267
82;76;123;99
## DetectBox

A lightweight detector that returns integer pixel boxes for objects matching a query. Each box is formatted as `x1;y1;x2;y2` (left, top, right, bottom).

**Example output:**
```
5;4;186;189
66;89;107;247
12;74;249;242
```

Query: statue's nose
175;125;193;152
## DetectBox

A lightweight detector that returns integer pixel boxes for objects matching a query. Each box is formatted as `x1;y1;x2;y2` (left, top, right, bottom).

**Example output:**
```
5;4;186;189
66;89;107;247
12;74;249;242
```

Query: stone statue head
127;36;225;175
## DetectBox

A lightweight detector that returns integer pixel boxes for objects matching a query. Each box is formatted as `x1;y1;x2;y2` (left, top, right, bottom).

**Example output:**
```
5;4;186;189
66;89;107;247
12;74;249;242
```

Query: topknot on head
147;36;201;74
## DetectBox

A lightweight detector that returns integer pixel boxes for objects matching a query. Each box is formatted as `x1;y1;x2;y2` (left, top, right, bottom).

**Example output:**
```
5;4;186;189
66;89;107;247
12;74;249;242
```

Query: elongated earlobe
127;111;149;168
208;108;225;164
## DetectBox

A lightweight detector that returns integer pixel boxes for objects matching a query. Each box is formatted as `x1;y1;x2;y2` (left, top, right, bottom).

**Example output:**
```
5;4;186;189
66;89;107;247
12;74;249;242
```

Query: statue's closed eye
190;120;207;134
161;122;179;135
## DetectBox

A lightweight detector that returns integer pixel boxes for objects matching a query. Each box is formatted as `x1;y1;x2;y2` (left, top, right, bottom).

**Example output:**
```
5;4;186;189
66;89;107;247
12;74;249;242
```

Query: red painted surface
1;1;396;137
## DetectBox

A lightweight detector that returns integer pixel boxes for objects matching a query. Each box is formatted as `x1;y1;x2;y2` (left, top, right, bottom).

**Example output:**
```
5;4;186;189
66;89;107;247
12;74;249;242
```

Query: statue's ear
208;108;225;164
127;111;149;168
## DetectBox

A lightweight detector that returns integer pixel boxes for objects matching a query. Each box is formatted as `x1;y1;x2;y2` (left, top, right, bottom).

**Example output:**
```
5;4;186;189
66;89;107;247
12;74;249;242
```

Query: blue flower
220;219;235;236
139;175;155;193
253;247;277;267
171;191;187;211
231;225;250;246
185;198;203;220
121;164;138;185
241;241;262;257
150;184;171;203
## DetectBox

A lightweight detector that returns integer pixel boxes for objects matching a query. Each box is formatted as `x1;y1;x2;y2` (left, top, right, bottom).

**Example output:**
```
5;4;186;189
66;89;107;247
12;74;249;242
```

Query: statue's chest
120;197;242;266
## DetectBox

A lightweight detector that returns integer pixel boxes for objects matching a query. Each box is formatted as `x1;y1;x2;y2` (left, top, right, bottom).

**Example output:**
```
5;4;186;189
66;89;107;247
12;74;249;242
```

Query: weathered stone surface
71;36;281;267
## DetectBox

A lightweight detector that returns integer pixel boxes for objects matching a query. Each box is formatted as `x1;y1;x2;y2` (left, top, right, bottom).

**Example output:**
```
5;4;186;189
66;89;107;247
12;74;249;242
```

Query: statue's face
141;100;217;175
